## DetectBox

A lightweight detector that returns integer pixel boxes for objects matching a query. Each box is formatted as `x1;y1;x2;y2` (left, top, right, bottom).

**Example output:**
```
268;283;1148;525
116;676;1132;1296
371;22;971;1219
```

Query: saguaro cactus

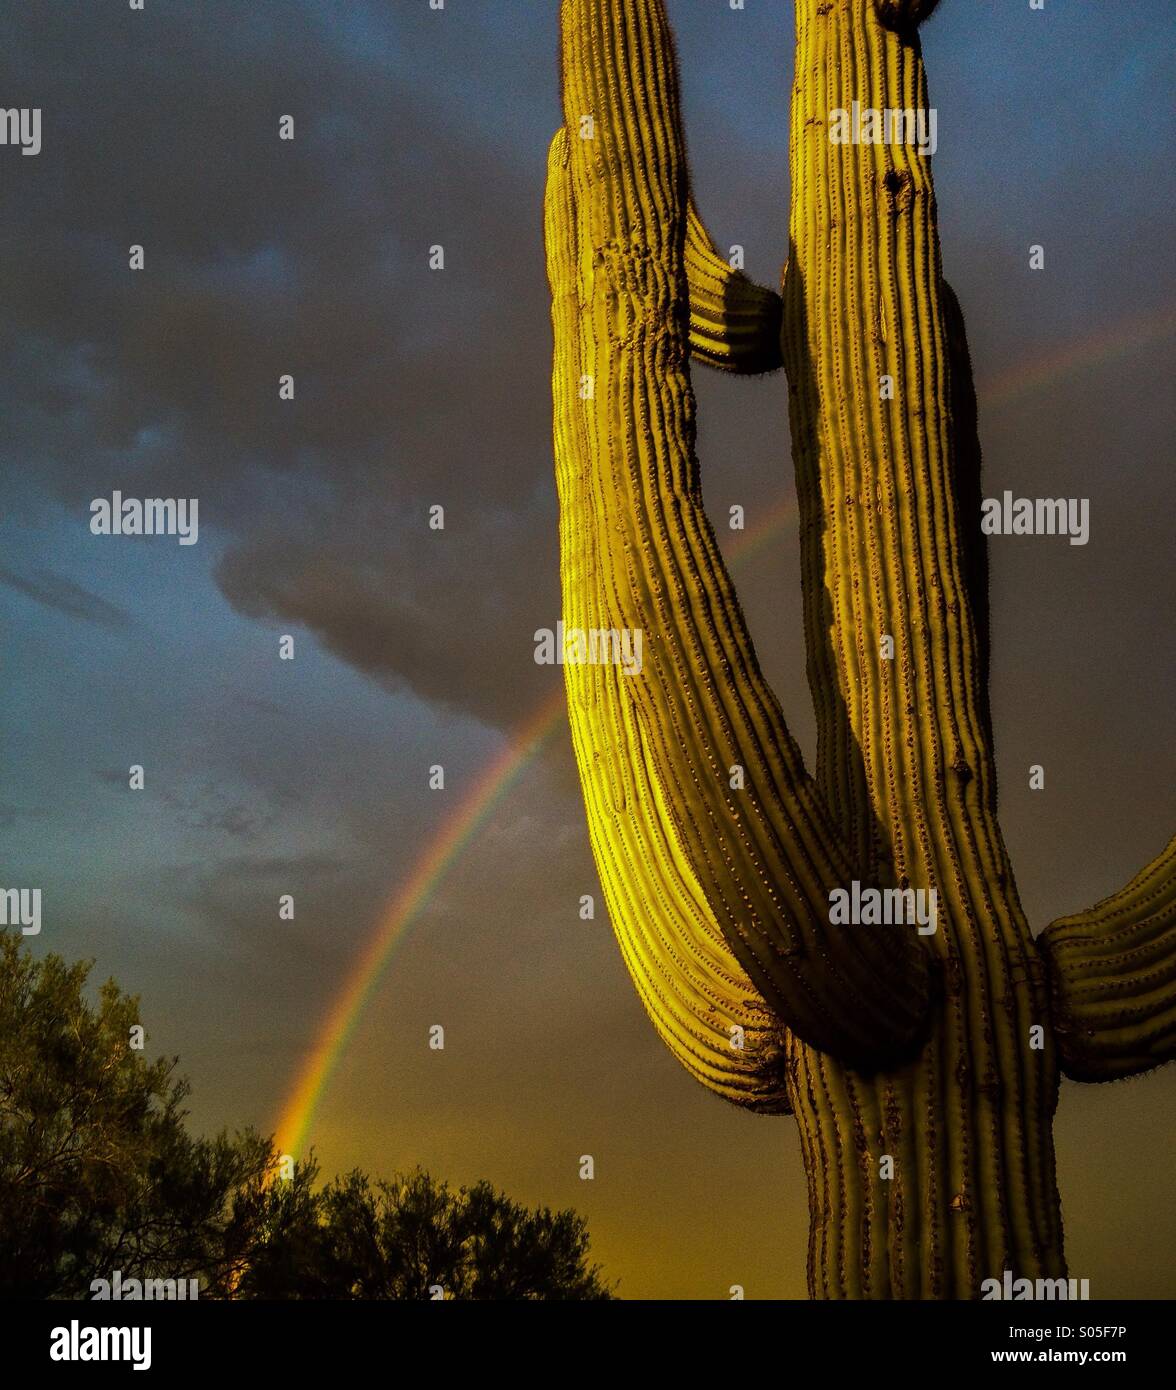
545;0;1175;1298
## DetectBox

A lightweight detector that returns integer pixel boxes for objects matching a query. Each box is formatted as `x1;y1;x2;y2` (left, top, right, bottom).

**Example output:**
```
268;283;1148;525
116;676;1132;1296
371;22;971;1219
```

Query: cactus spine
545;0;1176;1298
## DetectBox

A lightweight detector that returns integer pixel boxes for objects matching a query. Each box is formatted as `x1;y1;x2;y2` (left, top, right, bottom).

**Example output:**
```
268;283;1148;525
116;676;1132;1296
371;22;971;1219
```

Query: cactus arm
546;127;791;1111
1039;836;1176;1081
684;199;784;375
551;0;931;1066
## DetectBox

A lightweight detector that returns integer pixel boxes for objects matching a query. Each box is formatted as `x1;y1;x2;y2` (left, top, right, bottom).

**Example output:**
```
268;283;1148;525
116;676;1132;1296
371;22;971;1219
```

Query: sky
1;0;1173;1299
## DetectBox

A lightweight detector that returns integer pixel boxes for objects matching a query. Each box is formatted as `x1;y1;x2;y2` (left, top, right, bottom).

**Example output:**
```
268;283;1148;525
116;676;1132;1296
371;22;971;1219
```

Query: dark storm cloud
0;0;561;733
0;563;133;630
3;0;1170;747
214;506;563;730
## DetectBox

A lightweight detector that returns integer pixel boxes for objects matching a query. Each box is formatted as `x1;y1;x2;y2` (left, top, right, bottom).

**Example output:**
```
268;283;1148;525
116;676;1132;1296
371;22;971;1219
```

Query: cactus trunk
545;0;1176;1299
781;0;1064;1299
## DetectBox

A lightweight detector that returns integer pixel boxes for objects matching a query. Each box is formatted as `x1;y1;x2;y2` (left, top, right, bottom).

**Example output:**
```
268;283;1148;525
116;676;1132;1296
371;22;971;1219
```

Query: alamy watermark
89;492;199;545
981;1270;1090;1300
1;107;41;156
50;1322;151;1371
90;1270;200;1301
828;880;938;935
0;887;40;935
981;492;1089;545
828;101;937;157
534;620;643;676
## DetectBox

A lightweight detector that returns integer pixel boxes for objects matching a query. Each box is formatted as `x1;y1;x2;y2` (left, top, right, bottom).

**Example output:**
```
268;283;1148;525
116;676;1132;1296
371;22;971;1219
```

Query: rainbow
976;301;1176;413
274;302;1176;1159
273;687;566;1159
273;495;794;1157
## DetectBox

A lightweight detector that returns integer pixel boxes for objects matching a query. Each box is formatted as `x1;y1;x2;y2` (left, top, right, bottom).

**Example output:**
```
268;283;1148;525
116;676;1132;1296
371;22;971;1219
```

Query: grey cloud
215;511;564;733
0;1;562;732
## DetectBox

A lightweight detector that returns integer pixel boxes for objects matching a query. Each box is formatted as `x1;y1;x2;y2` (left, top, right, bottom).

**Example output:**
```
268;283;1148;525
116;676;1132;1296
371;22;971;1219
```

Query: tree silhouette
0;932;613;1300
239;1165;613;1300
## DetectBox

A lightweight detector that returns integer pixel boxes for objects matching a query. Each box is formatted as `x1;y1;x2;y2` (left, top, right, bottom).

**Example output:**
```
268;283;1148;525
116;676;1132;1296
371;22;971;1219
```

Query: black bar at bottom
6;1296;1165;1377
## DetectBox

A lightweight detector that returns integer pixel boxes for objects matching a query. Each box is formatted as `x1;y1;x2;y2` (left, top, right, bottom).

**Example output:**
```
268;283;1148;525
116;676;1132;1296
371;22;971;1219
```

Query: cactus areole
545;0;1175;1299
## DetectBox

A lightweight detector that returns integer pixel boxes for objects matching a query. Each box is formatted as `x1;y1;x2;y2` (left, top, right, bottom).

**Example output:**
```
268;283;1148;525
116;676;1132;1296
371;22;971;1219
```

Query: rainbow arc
273;305;1176;1160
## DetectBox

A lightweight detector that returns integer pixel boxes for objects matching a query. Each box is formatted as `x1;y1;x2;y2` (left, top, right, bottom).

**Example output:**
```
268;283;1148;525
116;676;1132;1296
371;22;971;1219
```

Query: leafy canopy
0;932;613;1299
